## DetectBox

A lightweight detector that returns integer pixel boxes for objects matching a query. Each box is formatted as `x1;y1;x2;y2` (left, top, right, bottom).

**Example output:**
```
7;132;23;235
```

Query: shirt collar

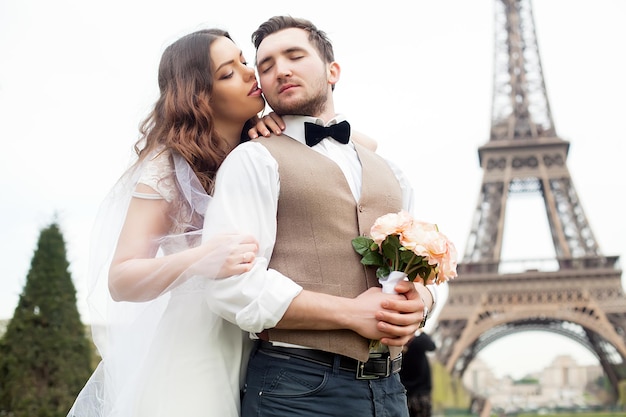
282;115;348;146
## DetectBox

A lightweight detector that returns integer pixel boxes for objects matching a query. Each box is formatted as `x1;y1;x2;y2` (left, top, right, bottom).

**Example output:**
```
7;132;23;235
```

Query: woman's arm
108;183;258;302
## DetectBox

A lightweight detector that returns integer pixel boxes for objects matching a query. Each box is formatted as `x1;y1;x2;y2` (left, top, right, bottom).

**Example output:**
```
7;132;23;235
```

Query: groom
203;16;436;417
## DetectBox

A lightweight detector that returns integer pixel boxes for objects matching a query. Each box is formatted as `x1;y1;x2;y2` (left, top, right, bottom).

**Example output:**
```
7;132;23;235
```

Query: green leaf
351;237;374;256
400;249;416;264
361;251;384;266
381;235;402;263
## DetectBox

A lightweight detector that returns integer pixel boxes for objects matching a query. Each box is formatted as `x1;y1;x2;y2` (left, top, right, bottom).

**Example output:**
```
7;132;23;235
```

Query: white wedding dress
129;278;248;417
68;150;250;417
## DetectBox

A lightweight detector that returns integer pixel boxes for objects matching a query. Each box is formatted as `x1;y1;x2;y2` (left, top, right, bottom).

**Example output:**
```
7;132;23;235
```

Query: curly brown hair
135;29;253;193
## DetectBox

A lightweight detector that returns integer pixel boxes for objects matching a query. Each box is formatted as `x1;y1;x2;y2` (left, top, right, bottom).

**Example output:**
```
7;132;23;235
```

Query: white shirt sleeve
383;158;415;215
201;142;302;333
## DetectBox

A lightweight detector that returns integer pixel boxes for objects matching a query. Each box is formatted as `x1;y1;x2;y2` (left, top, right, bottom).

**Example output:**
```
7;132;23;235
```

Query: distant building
540;355;603;408
463;355;602;410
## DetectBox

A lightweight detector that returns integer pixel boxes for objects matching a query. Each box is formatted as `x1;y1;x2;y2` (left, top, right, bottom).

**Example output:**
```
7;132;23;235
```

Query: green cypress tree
0;222;92;417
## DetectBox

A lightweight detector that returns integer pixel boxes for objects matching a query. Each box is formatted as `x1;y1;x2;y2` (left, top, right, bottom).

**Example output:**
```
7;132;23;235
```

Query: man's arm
202;143;298;331
276;282;423;346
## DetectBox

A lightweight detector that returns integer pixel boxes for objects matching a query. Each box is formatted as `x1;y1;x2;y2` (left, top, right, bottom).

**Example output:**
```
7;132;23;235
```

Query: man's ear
328;61;340;87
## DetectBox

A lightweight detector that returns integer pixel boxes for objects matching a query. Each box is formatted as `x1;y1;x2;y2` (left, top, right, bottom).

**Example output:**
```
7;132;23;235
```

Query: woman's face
210;36;265;125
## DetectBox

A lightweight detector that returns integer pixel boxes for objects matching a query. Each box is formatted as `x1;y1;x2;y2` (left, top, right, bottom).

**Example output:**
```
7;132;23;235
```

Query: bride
68;28;279;417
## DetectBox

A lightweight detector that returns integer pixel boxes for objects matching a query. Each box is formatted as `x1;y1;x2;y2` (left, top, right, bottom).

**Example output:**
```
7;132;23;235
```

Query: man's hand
376;280;427;346
347;282;423;346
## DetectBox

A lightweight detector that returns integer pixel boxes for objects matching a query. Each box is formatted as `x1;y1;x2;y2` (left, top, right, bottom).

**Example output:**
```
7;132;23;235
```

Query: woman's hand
207;234;259;278
248;113;285;139
110;222;258;302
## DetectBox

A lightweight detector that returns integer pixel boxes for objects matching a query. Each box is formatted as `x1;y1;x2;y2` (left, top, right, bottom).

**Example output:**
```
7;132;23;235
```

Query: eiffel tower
433;0;626;401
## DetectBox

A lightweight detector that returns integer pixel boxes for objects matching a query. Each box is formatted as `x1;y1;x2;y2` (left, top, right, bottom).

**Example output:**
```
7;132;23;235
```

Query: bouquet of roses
352;210;458;294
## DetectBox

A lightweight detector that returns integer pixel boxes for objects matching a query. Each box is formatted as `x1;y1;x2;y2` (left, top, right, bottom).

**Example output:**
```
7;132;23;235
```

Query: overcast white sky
1;0;624;379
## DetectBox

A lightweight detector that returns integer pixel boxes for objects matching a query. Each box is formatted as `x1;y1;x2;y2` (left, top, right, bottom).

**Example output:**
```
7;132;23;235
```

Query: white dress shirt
202;115;435;333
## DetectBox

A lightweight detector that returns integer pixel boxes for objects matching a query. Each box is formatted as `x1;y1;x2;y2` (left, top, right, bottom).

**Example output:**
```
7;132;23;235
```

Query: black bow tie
304;120;351;147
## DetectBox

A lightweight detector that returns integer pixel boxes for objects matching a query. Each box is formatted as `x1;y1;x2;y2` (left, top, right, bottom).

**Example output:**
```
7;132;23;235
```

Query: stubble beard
269;86;329;117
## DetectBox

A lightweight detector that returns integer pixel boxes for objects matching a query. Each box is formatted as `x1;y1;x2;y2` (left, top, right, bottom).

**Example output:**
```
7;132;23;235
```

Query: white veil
68;151;248;417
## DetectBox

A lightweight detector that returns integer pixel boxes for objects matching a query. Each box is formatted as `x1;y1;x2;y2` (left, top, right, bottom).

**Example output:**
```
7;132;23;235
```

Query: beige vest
258;135;403;362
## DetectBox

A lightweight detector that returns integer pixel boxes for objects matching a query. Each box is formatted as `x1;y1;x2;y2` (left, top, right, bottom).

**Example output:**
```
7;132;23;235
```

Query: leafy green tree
0;222;92;417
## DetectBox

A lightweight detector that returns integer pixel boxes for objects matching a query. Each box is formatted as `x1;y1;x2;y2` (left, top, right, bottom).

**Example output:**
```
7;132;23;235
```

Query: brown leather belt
257;340;402;380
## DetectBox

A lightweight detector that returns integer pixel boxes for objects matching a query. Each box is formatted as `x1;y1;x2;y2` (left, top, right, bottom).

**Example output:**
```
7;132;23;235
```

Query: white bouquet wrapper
379;270;408;294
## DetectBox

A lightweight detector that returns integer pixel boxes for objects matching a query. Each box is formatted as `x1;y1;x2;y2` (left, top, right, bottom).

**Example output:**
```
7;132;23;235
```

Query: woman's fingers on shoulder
255;112;285;137
247;112;287;139
265;112;285;133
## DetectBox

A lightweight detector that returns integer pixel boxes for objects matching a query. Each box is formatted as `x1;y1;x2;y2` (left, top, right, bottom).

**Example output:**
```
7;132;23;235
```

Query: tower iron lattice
432;0;626;400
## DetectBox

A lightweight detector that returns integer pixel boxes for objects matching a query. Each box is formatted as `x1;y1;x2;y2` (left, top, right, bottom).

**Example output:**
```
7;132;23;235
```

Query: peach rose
370;210;413;246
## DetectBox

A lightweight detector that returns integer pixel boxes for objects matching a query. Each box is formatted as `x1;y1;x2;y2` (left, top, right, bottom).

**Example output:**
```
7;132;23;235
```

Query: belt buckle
355;354;390;380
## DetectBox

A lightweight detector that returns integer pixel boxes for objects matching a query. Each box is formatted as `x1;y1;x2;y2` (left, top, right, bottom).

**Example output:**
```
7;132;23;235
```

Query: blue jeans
241;344;409;417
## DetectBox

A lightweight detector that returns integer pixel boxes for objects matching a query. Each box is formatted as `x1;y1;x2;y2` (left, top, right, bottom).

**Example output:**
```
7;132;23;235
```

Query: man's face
255;28;332;117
